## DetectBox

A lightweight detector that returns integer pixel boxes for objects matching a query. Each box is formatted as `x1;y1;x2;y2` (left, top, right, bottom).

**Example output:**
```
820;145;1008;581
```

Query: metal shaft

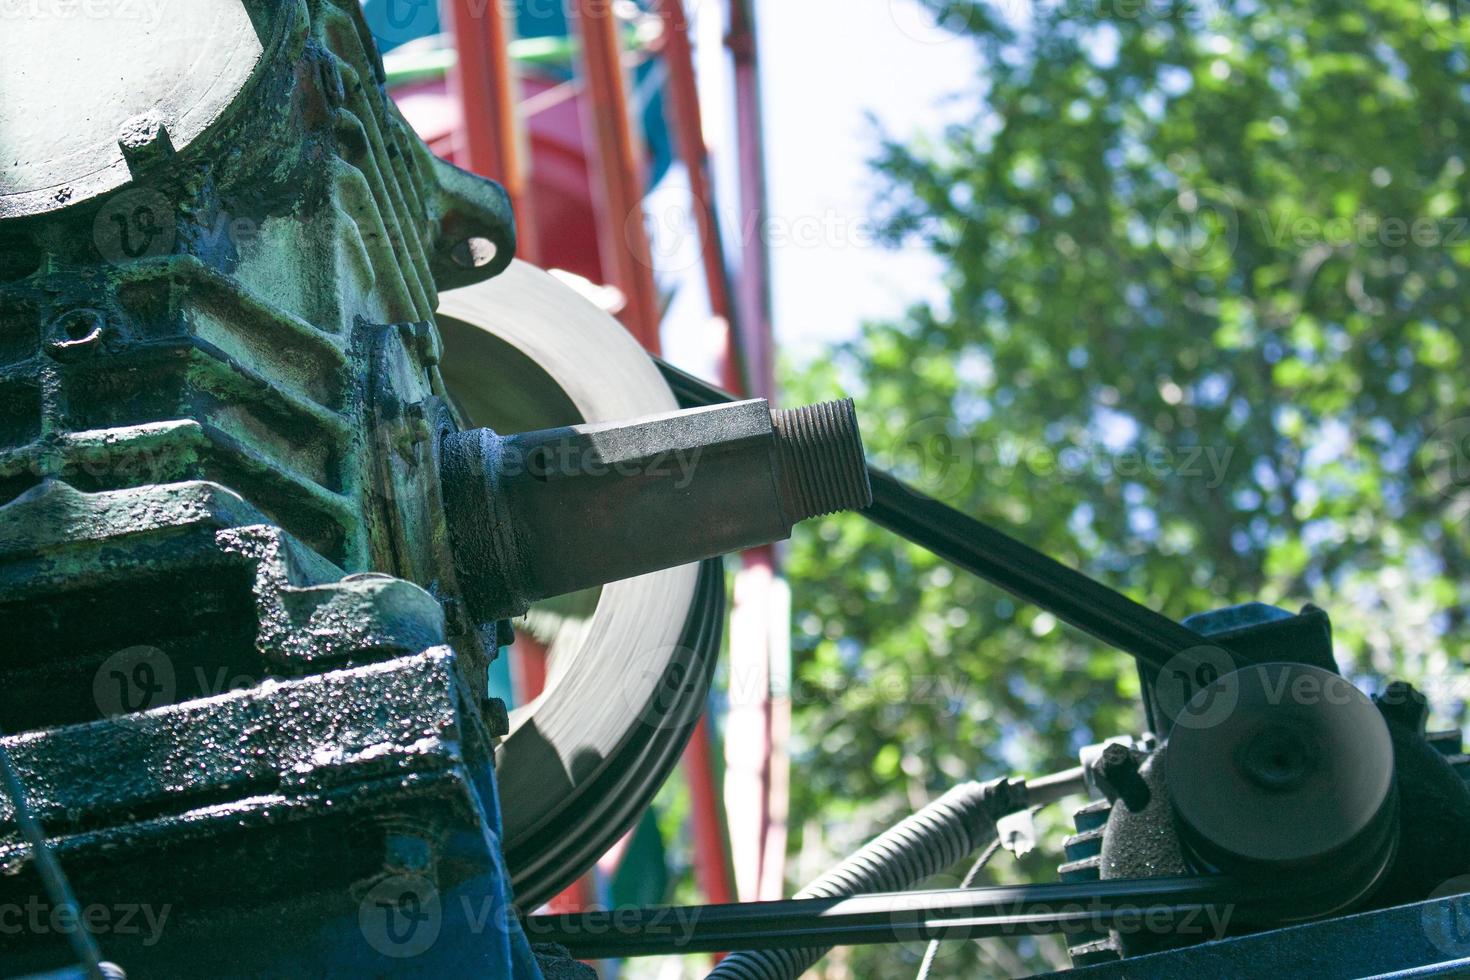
656;360;1205;673
441;397;871;622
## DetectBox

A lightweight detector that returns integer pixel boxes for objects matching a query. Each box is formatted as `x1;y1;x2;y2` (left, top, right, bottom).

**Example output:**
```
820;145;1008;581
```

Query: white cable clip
996;808;1036;858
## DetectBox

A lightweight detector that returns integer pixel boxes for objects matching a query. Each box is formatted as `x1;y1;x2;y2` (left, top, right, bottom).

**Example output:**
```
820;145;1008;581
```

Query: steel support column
445;0;540;263
570;0;663;351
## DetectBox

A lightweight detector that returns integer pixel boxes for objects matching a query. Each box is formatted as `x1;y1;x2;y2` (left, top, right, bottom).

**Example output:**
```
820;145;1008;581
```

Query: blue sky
656;1;980;374
756;0;978;361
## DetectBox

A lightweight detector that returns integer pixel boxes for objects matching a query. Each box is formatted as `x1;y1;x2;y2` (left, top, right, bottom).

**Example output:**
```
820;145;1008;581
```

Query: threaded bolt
1376;680;1428;734
1094;742;1151;812
771;398;872;522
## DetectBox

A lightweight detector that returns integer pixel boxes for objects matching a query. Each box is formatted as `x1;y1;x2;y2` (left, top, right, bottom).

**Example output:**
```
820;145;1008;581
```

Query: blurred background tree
779;0;1470;975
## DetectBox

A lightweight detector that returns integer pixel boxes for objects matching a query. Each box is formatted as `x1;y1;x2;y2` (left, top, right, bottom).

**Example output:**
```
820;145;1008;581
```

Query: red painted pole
570;0;663;353
684;716;736;906
725;0;790;905
654;0;744;393
444;0;539;264
726;0;775;403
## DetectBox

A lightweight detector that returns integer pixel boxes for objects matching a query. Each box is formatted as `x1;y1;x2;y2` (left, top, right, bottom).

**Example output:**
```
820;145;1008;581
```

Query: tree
781;0;1470;975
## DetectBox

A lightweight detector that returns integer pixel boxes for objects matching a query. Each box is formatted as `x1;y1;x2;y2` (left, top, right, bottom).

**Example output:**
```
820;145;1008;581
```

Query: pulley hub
1165;663;1397;901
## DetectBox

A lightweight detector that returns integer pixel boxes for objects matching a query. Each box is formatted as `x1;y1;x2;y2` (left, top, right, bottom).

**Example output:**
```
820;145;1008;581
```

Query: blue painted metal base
1041;891;1470;979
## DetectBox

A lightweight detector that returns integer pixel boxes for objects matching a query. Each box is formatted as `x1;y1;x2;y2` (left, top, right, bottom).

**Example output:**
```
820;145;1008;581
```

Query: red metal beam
570;0;663;353
724;0;788;905
444;0;539;264
726;0;775;401
684;716;735;906
654;0;744;393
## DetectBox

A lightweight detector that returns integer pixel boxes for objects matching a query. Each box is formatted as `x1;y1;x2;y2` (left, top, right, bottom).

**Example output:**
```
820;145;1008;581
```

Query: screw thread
771;398;872;522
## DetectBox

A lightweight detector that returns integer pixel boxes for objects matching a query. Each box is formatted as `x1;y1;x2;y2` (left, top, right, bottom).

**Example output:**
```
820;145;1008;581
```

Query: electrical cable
914;770;1083;980
702;779;1021;980
0;729;113;980
914;836;1005;980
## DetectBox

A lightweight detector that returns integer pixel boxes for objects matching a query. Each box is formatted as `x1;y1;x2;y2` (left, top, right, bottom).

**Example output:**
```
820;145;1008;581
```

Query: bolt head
1377;680;1429;734
117;112;176;168
1237;722;1319;793
45;308;107;361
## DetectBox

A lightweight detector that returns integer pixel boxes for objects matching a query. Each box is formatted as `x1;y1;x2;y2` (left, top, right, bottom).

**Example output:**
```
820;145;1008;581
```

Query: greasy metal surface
0;0;524;707
0;0;529;974
0;0;513;594
0;0;516;691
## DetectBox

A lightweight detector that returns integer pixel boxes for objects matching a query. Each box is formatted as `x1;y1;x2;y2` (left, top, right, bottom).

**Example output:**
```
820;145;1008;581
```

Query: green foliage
781;0;1470;975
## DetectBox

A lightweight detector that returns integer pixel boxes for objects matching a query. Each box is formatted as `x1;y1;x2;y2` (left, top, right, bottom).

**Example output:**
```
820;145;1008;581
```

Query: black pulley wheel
437;261;724;909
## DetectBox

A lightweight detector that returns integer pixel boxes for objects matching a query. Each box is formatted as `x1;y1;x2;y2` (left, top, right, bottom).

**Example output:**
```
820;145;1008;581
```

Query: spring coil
706;779;1010;980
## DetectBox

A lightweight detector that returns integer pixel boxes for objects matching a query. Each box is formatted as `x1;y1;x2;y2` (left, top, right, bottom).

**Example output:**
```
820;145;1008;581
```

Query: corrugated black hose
705;778;1025;980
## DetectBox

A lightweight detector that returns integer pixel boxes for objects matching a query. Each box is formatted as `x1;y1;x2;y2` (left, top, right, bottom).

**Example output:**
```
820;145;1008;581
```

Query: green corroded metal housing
0;2;532;975
0;0;517;710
